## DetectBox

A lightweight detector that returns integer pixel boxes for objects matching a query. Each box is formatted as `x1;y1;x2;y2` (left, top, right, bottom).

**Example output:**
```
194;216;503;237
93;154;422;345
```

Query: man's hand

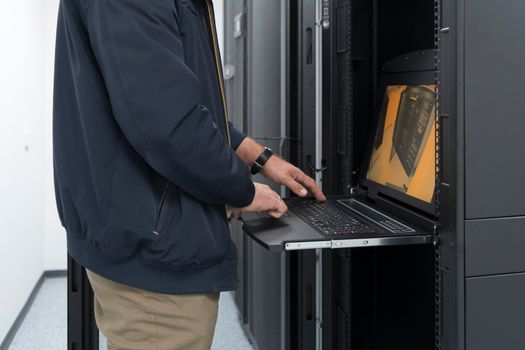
236;137;326;202
232;183;288;219
262;156;327;202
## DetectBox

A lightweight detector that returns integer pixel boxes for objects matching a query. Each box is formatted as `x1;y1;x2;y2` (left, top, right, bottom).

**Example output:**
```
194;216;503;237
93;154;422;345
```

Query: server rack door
462;0;525;349
295;0;318;179
463;0;525;219
288;0;321;348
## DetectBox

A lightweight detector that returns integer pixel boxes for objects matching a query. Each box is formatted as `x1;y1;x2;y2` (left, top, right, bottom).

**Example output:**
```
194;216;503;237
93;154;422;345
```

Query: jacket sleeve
228;122;247;151
85;0;255;207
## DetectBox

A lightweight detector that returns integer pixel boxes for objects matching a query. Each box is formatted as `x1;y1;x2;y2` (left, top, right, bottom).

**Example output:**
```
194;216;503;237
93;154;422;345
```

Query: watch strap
251;147;273;175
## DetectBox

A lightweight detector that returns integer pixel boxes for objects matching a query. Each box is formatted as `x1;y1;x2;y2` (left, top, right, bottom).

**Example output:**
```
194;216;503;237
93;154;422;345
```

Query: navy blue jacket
53;0;255;293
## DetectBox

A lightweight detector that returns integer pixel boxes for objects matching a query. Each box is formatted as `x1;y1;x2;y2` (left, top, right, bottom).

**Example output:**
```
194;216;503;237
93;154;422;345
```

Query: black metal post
68;255;99;350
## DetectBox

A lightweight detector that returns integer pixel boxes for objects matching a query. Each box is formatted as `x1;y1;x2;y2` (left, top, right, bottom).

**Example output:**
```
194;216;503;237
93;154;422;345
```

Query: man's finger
296;172;327;201
265;196;288;218
283;178;308;197
265;210;281;218
266;209;286;219
277;200;288;214
231;208;243;220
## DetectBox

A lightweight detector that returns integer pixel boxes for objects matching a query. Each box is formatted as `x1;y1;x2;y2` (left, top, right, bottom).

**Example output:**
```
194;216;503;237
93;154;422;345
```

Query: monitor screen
366;84;436;204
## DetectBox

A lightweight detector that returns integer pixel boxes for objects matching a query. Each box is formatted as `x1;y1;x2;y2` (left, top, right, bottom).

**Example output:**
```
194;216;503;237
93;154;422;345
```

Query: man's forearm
236;137;265;165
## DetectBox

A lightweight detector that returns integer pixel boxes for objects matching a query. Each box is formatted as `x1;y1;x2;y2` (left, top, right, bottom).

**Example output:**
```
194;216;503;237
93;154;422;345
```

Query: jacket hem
68;236;237;294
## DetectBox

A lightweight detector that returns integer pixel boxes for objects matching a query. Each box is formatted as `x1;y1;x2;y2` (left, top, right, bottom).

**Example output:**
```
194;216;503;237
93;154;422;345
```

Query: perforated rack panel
433;1;443;349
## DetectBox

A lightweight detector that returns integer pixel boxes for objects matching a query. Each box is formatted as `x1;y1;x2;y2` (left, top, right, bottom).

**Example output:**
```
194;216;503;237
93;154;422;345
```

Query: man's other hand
262;156;327;202
232;183;288;219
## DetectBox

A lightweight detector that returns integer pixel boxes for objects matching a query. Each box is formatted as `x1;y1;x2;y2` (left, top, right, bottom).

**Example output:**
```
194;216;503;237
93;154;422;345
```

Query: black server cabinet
224;0;323;348
224;0;321;348
246;0;287;348
225;0;294;349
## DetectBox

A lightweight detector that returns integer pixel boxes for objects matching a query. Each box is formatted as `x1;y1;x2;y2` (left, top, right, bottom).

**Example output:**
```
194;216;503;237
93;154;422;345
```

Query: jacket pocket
140;195;231;271
154;181;172;235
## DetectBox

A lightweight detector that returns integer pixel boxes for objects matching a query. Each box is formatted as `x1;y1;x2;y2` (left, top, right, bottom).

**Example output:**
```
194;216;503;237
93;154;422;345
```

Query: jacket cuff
228;123;247;150
234;180;256;208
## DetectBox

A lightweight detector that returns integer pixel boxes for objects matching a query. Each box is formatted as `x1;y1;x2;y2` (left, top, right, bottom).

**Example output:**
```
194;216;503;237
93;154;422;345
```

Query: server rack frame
436;0;462;348
322;0;445;348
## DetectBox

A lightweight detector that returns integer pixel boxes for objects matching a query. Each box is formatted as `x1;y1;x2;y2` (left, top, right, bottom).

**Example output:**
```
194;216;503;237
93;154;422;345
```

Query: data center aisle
8;276;254;350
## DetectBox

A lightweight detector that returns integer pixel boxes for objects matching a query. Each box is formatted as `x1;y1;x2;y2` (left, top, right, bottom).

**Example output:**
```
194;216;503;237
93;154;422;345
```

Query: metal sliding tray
242;197;433;253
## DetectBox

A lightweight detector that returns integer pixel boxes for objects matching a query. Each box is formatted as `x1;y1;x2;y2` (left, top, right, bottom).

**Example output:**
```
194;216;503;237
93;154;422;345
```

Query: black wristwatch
251;147;274;175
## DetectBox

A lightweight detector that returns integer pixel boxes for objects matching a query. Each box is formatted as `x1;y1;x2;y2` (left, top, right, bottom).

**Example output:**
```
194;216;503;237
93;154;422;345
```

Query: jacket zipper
154;182;171;235
204;0;232;146
204;1;233;222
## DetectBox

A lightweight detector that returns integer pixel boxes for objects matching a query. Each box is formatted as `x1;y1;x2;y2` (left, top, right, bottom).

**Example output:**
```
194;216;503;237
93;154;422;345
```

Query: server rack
227;0;438;348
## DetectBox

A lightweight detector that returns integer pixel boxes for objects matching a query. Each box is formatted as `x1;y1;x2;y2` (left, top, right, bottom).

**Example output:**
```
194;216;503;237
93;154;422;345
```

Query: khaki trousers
86;270;220;350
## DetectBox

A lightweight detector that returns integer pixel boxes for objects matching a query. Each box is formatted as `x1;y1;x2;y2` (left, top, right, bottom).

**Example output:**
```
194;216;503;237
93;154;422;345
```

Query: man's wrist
236;137;265;165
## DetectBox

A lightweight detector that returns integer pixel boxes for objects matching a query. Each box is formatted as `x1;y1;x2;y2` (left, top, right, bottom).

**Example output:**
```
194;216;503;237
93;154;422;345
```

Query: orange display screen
366;85;436;203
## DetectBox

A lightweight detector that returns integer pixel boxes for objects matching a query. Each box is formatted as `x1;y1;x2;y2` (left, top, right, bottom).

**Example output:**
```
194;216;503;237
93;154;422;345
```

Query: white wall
43;0;65;272
0;0;49;342
214;0;225;57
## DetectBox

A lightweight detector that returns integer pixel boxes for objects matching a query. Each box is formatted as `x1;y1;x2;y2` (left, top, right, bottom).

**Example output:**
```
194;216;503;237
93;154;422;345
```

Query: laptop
243;51;437;252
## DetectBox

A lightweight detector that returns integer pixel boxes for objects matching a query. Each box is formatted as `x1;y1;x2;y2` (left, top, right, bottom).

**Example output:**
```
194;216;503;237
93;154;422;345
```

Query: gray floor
8;277;253;350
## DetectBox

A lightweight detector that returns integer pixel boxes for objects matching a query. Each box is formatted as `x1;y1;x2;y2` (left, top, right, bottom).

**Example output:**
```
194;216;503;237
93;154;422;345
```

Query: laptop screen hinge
350;186;367;197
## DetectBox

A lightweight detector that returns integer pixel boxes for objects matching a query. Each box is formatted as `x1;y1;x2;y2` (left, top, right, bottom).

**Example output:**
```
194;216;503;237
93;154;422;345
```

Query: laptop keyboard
288;200;379;237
